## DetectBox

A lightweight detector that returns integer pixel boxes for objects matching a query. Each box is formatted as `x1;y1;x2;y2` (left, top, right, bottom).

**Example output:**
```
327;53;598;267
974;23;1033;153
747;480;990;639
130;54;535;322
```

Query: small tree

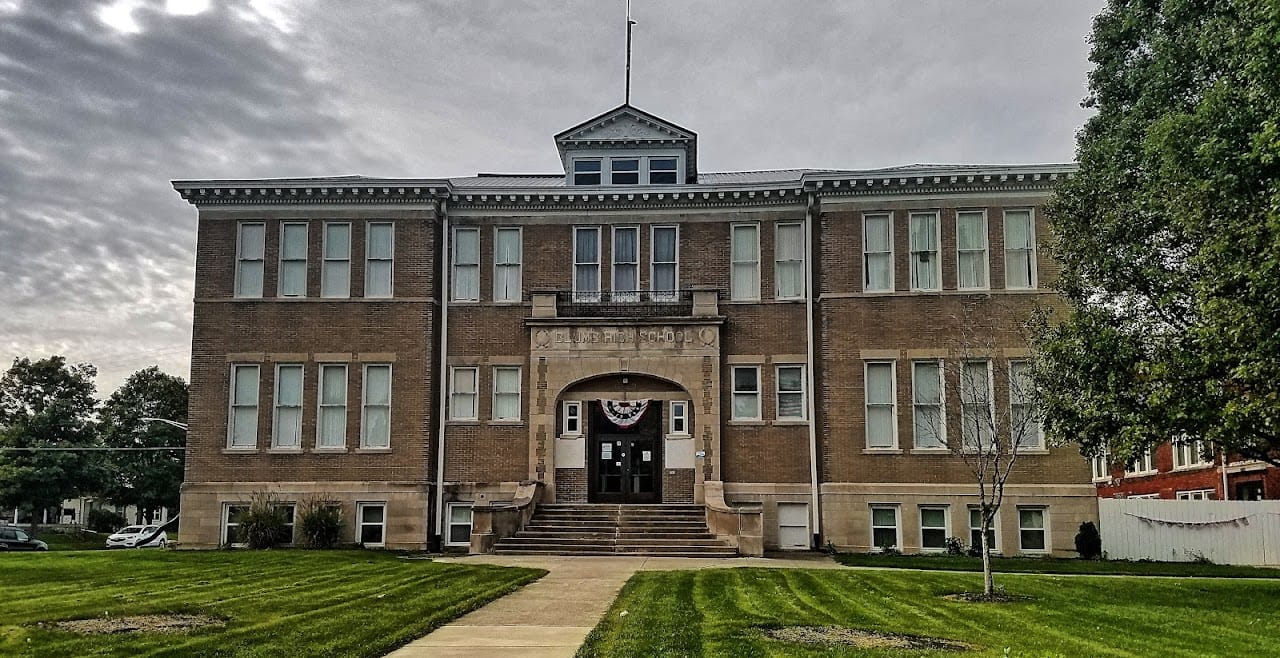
98;367;188;523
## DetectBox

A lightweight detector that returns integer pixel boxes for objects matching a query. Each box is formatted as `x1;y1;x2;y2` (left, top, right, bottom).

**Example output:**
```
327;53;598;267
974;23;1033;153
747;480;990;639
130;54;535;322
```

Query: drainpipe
804;191;822;547
433;197;451;544
1219;443;1230;500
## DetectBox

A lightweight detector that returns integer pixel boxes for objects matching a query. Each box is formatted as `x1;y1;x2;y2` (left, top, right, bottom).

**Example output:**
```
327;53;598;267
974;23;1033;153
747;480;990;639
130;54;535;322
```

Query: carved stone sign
533;325;717;351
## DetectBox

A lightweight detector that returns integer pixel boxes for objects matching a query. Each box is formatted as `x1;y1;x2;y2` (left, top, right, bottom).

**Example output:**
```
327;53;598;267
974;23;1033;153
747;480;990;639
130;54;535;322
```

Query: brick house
173;104;1097;554
1092;439;1279;501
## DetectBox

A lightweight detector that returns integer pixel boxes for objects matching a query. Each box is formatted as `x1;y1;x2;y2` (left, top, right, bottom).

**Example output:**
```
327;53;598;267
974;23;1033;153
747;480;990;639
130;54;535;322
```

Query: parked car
0;526;48;551
105;525;167;549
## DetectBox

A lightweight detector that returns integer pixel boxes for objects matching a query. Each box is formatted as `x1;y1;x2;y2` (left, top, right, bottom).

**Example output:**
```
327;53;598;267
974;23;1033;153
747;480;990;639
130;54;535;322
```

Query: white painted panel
665;436;695;469
1099;499;1280;566
554;436;585;468
777;502;810;550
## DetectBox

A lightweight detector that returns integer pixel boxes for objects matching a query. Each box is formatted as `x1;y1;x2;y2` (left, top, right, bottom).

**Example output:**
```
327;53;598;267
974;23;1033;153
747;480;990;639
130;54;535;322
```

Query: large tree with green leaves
1038;0;1280;467
0;356;101;532
98;367;188;524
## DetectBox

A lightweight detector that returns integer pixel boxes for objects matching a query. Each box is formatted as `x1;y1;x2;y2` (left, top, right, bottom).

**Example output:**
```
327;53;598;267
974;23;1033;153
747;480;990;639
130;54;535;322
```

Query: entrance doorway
588;401;662;504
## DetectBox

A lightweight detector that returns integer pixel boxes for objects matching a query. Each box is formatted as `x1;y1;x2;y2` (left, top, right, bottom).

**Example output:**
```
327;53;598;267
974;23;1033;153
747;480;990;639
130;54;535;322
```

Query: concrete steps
493;503;737;557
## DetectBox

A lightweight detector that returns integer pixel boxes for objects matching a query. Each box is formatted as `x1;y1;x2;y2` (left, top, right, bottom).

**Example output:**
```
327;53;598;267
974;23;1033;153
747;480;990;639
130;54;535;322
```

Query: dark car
0;526;48;551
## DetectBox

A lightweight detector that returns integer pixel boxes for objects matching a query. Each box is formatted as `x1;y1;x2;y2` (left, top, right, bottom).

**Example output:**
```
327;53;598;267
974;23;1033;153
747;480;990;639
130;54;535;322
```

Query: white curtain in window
613;228;638;295
960;361;993;450
731;226;759;299
230;366;258;446
279;224;307;297
574;228;599;298
732;367;759;419
776;224;804;298
362;365;391;447
237;224;265;297
366;223;393;298
652;227;677;296
322;224;351;297
494;228;521;301
863;215;892;291
452;229;479;301
865;363;895;448
318;366;346;447
912;362;944;449
275;366;302;447
451;369;477;419
1005;211;1034;288
910;214;939;290
493;368;520;419
956;212;987;289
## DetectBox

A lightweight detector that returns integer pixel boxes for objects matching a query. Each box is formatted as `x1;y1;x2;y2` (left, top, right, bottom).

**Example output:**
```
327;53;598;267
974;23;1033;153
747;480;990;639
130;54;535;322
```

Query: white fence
1099;498;1280;566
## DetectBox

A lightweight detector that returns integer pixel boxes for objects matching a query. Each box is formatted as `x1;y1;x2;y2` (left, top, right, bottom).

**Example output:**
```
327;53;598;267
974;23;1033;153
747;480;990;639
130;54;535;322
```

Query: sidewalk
386;554;840;657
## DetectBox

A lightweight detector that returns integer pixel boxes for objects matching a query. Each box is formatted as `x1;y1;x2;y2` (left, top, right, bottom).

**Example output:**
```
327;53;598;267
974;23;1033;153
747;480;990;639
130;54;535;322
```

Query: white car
105;525;168;549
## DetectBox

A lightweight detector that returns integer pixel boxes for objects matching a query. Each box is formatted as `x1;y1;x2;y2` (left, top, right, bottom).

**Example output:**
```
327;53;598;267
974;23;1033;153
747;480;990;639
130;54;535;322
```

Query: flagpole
625;0;635;105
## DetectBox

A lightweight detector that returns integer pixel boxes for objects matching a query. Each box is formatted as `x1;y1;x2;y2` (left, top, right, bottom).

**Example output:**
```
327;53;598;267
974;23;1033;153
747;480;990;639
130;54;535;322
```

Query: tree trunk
27;503;40;537
981;519;994;595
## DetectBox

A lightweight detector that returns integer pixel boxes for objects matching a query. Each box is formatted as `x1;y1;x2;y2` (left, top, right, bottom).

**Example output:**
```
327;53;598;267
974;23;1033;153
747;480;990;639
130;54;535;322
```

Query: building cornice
172;178;450;207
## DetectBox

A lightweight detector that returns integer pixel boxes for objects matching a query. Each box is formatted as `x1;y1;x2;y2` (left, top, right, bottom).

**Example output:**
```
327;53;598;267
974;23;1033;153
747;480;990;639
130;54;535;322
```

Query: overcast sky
0;0;1105;395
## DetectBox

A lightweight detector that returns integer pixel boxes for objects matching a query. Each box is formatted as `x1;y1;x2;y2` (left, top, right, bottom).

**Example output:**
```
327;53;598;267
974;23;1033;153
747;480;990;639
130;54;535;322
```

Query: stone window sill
771;419;809;426
862;448;902;455
487;420;524;427
266;448;303;455
727;420;766;427
312;447;348;454
909;448;951;455
355;447;392;454
222;448;259;455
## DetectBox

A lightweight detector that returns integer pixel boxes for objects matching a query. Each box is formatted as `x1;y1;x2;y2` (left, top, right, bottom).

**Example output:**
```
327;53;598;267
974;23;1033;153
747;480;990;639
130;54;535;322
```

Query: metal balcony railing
554;289;696;318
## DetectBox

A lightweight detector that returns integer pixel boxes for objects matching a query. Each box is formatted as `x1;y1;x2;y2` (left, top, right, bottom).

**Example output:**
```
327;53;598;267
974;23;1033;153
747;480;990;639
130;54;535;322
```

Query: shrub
87;508;127;533
297;497;344;549
235;492;291;549
944;536;966;556
1074;521;1103;559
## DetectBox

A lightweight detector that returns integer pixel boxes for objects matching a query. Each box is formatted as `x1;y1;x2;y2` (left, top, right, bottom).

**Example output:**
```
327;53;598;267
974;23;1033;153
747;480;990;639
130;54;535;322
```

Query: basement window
446;503;473;547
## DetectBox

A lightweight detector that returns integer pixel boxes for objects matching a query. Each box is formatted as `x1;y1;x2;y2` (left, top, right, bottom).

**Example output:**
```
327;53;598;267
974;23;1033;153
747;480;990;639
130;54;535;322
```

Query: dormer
555;105;697;186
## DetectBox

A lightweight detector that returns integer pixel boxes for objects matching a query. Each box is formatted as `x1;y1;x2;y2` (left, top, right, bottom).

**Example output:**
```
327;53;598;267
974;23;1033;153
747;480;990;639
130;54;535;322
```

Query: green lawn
578;568;1280;657
0;550;543;657
835;552;1280;578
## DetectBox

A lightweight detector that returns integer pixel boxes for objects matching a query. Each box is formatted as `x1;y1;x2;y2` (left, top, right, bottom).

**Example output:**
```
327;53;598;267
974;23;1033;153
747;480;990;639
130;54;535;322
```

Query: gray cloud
0;0;1103;394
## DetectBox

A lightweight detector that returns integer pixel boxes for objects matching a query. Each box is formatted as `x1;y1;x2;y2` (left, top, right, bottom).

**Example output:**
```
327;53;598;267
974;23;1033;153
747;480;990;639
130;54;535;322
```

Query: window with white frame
573;226;601;302
960;361;994;451
365;222;394;298
492;367;521;421
776;365;806;420
730;224;760;301
919;506;948;551
649;157;678;184
272;364;303;449
1173;438;1211;469
357;503;385;547
228;364;259;448
450;367;478;420
909;211;940;290
969;508;997;553
1090;450;1111;481
317;364;347;448
275;504;296;545
278;222;307;297
1004;209;1037;289
446;503;473;546
1124;447;1156;475
871;505;900;550
235;222;265;298
912;360;945;449
573;159;602;185
223;504;248;546
731;366;760;420
321;222;351;298
361;364;392;448
452;227;479;302
956;210;988;289
494;227;522;302
1177;489;1215;500
775;222;805;299
862;213;893;292
650;225;678;300
610;157;640;185
612;226;640;301
562;400;582;436
1009;360;1042;450
865;361;897;449
670;400;689;435
1017;507;1047;552
1128;493;1161;500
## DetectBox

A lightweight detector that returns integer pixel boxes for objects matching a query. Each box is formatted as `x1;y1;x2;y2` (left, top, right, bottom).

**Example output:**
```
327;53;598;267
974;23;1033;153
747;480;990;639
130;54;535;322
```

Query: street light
141;418;188;431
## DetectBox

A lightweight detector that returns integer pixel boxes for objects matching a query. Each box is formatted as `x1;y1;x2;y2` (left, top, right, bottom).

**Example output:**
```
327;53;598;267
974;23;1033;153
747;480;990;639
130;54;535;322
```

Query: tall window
1174;438;1210;469
361;364;391;448
909;212;940;290
1009;360;1042;449
573;227;601;302
452;227;479;302
651;225;678;300
775;222;805;299
278;222;307;297
1090;450;1111;481
223;504;248;546
494;227;522;302
450;367;478;420
612;226;640;301
776;365;806;420
960;361;993;451
228;364;259;448
365;222;394;298
912;361;945;449
865;361;897;449
492;367;521;421
920;507;948;551
1125;447;1156;475
956;210;988;289
649;157;678;184
357;503;385;547
321;222;351;298
862;213;892;292
731;366;760;420
272;364;303;449
969;508;997;553
1004;209;1037;288
610;158;639;185
730;224;760;301
871;505;899;550
317;364;347;448
573;159;601;185
1018;507;1047;552
235;222;265;298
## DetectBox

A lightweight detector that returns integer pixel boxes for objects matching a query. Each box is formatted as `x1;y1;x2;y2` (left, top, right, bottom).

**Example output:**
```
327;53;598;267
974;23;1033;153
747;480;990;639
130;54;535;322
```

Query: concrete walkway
386;554;841;657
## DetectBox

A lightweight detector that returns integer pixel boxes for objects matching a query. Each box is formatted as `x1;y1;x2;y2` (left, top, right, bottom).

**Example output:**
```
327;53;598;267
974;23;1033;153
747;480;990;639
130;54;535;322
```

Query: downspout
433;197;451;543
804;190;822;547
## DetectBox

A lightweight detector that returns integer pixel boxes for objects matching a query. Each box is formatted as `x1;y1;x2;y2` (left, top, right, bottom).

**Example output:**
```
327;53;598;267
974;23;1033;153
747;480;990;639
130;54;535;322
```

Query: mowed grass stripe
0;551;543;658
